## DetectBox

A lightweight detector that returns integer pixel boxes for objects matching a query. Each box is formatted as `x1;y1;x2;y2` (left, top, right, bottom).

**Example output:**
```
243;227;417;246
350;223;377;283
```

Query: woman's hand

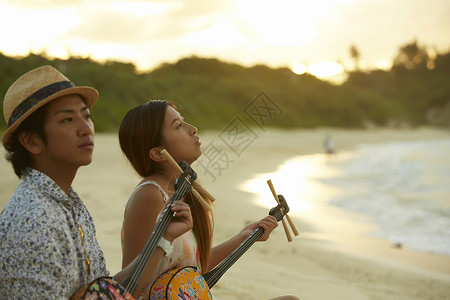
240;215;278;242
164;201;193;242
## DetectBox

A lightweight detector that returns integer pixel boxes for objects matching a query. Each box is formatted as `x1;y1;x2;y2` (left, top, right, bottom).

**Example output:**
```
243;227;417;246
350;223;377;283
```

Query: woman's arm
121;185;166;268
117;185;193;298
207;215;278;271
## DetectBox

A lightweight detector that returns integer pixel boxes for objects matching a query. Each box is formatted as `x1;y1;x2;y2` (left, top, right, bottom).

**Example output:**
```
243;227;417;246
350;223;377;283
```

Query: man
0;66;109;298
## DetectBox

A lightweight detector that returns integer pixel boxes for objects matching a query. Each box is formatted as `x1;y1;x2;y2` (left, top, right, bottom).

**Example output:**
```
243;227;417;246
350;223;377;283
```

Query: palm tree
349;44;360;71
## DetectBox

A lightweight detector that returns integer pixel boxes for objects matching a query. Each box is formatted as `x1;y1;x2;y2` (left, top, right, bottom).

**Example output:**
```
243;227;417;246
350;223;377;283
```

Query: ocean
246;138;450;256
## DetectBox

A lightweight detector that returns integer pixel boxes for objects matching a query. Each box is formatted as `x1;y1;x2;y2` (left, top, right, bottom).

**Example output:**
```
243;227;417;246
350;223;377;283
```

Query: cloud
1;0;450;72
65;11;154;43
6;0;87;9
59;0;237;44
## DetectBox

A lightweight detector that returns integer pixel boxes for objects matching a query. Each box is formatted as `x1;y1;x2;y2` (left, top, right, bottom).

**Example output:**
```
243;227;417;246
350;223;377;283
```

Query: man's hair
4;105;47;178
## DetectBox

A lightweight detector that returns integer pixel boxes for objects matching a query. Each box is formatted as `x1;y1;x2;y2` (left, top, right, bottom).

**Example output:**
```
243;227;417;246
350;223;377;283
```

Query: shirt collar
23;168;79;205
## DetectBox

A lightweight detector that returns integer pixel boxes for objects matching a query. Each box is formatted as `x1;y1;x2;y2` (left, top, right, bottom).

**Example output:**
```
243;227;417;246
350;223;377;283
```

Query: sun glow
243;154;340;214
110;1;182;16
234;1;320;47
0;3;80;57
307;62;344;78
292;64;307;75
234;0;354;47
291;62;345;84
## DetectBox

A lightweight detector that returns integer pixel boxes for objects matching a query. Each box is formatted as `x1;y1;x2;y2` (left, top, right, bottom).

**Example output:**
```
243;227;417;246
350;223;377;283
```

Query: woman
118;100;298;300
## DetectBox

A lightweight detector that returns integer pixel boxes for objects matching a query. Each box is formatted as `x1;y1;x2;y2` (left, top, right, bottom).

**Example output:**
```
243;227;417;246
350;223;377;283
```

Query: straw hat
2;65;98;147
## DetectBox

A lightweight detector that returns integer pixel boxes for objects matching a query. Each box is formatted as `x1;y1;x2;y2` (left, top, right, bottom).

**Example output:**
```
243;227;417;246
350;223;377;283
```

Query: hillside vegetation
1;41;449;132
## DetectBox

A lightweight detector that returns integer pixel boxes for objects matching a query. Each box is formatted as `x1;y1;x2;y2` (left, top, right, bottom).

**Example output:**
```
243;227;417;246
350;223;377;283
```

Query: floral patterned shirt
0;168;109;299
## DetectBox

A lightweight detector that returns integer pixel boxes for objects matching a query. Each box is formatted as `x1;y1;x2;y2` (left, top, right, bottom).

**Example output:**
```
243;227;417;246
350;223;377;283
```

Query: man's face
40;94;95;170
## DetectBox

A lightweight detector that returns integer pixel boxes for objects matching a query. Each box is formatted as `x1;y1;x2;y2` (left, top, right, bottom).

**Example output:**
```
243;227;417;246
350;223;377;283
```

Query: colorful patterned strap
71;277;135;300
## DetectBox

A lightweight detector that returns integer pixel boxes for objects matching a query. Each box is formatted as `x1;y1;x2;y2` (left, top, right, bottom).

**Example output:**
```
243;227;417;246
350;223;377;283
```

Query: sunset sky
1;0;449;81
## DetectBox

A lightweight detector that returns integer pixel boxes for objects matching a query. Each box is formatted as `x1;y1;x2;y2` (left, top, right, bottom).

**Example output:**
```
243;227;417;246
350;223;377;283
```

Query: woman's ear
18;131;44;155
148;147;165;161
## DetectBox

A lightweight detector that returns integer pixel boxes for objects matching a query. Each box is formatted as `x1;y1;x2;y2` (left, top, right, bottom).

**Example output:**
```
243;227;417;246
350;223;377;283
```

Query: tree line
1;40;449;132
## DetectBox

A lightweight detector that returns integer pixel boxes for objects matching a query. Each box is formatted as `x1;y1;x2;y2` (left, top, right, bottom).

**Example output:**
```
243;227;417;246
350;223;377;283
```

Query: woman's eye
61;118;73;123
176;122;182;128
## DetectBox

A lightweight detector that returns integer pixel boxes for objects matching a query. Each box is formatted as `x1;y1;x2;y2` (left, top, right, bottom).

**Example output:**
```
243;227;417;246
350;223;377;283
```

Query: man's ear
148;147;165;162
18;131;44;155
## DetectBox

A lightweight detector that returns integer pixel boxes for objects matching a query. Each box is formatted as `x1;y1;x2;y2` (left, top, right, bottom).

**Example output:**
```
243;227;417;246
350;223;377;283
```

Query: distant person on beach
323;134;336;159
118;100;299;299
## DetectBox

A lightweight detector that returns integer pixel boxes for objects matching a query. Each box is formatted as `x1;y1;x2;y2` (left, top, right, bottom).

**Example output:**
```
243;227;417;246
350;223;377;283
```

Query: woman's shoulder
132;180;169;201
126;183;165;211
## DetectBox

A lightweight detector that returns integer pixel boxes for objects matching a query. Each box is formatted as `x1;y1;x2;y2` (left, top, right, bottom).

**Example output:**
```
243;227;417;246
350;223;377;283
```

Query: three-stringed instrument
72;161;197;300
120;161;197;295
149;194;291;299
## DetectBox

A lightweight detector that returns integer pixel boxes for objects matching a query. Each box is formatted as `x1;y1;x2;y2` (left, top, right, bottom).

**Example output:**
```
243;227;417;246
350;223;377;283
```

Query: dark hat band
8;81;75;127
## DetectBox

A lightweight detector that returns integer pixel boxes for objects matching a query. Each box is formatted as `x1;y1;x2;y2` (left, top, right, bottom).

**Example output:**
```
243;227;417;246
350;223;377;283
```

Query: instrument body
150;267;212;300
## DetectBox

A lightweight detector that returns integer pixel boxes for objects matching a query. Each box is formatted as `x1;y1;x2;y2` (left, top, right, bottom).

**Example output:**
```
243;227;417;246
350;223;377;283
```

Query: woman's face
162;106;201;165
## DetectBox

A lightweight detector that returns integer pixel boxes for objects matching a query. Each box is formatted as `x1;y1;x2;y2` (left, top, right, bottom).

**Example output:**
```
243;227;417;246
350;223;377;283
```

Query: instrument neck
203;210;283;288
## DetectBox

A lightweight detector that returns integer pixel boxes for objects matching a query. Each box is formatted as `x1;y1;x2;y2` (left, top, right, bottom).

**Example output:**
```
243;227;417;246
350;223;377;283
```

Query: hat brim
2;86;98;148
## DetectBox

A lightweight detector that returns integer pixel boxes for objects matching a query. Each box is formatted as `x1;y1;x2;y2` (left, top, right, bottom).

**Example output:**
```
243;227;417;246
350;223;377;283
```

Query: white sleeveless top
122;180;200;299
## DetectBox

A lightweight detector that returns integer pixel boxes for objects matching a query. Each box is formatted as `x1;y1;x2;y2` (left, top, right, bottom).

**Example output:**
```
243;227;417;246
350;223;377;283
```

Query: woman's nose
191;124;198;135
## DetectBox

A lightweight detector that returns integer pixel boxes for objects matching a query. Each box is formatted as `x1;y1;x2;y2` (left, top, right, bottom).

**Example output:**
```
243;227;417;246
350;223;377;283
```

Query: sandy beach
1;127;450;300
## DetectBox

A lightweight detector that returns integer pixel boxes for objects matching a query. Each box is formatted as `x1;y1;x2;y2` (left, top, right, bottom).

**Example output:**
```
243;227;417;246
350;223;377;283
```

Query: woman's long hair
118;100;213;272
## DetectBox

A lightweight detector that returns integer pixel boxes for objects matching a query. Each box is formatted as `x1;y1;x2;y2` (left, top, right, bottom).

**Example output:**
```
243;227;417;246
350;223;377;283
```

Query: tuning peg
266;180;299;242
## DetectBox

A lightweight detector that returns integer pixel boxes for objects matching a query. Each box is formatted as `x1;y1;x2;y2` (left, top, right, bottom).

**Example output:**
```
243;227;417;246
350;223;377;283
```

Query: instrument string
206;210;283;288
